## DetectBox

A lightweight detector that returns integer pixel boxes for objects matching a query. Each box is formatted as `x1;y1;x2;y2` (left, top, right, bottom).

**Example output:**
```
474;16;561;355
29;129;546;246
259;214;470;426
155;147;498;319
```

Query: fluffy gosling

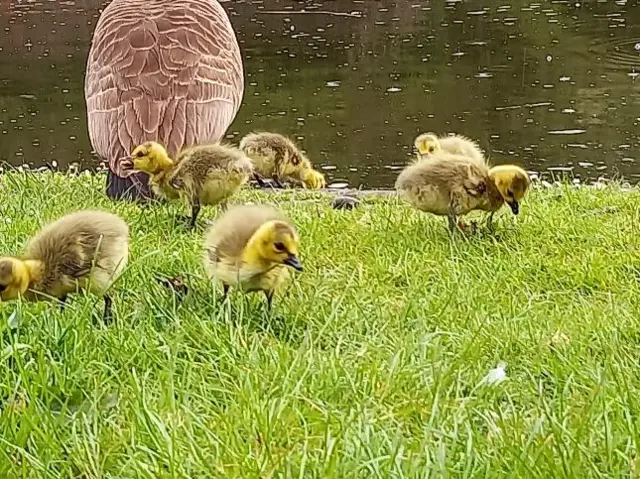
125;141;253;228
202;204;303;311
395;152;530;232
239;132;326;189
0;211;129;322
414;132;486;166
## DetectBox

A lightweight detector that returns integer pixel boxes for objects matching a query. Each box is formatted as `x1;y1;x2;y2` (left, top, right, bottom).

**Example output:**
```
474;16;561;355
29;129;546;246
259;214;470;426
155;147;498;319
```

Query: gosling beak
120;156;134;170
508;200;520;215
283;255;303;271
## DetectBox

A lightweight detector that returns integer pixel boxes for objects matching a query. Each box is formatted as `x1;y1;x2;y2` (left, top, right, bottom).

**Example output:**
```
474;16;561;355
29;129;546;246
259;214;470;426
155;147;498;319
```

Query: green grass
1;171;640;477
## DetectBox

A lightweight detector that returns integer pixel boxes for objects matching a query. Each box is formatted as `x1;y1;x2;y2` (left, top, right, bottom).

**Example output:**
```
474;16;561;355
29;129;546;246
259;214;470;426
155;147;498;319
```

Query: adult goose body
85;0;244;200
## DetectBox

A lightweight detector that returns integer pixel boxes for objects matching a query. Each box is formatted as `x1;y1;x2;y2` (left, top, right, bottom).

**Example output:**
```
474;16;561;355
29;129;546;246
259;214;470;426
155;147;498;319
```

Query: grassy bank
1;171;640;477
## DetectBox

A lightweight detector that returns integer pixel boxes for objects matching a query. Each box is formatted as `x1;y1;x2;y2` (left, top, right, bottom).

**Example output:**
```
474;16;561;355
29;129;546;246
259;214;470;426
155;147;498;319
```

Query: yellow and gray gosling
0;210;129;322
396;152;530;232
202;204;303;311
414;132;486;166
125;141;253;228
239;132;326;189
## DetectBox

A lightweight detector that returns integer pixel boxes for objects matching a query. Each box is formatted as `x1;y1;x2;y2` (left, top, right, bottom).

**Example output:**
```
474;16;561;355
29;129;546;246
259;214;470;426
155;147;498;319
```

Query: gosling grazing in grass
487;164;531;217
395;152;530;232
202;204;303;311
239;132;326;189
0;211;129;322
299;167;327;189
124;141;253;228
415;132;486;166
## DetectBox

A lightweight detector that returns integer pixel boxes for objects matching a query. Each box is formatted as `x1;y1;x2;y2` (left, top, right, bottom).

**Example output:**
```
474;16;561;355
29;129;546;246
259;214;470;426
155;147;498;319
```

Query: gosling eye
428;147;435;153
136;151;145;158
506;189;514;198
274;242;285;252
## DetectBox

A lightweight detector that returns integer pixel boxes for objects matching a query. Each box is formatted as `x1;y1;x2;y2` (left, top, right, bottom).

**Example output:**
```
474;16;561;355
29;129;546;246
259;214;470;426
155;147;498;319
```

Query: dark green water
1;0;639;188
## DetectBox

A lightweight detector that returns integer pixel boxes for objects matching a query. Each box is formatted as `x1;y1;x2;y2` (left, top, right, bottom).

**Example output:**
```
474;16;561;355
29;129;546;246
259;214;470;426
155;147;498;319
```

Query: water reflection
0;0;639;187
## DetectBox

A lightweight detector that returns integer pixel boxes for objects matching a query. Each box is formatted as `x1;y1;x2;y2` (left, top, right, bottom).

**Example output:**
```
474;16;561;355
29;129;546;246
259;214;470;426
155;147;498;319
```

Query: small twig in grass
155;274;189;300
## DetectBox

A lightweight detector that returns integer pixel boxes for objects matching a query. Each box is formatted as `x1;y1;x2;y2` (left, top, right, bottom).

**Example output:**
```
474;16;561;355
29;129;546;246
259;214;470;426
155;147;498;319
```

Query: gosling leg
59;295;68;311
487;211;495;232
102;295;113;324
221;284;230;302
447;212;458;234
447;196;465;235
271;175;286;189
264;290;274;312
253;173;266;188
189;201;201;229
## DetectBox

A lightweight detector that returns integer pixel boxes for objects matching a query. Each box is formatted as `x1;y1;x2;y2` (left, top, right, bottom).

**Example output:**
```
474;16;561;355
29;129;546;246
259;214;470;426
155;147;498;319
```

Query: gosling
414;132;486;166
395;152;530;232
125;141;254;228
202;204;303;311
239;132;326;189
0;211;129;322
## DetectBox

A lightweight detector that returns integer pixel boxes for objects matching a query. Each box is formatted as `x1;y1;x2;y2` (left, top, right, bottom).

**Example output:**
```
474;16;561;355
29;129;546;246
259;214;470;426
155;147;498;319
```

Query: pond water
1;0;639;188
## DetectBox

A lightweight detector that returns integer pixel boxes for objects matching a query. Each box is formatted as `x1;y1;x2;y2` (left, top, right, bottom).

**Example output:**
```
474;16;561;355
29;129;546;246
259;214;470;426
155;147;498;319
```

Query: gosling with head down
0;210;129;322
414;132;486;166
239;132;326;189
487;164;530;219
299;168;327;189
202;204;303;311
395;152;530;232
124;141;253;228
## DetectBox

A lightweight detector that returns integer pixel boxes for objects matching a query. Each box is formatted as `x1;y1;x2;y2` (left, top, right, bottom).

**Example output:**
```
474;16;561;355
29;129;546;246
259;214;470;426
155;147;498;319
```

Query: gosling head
0;257;31;301
489;165;531;215
122;142;173;174
414;133;442;158
249;220;303;271
302;169;326;189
